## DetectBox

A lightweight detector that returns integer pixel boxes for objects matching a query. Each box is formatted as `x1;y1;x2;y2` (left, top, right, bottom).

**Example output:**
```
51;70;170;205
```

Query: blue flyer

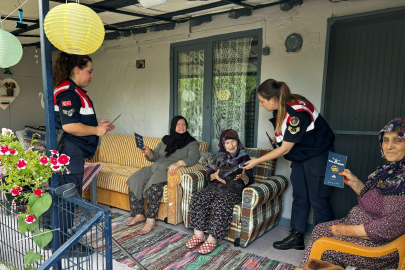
324;151;347;188
134;132;144;149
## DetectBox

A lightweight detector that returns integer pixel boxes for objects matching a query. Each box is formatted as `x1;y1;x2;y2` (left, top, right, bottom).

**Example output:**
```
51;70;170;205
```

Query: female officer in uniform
53;52;113;198
243;79;335;250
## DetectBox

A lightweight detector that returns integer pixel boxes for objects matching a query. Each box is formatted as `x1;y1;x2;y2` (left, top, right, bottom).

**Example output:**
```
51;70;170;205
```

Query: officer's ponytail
258;79;312;133
53;52;92;88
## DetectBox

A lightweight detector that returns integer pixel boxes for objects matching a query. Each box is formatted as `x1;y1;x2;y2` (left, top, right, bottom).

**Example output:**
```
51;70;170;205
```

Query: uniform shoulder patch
289;116;299;126
62;108;75;117
62;100;72;106
288;126;300;134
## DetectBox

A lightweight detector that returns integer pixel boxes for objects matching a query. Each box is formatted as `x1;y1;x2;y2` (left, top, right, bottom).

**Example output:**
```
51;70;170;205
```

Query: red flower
57;154;70;166
51;165;61;171
0;145;10;155
49;150;59;156
50;157;58;166
9;149;18;155
33;189;43;197
39;156;49;165
17;159;27;170
10;185;22;196
25;215;35;224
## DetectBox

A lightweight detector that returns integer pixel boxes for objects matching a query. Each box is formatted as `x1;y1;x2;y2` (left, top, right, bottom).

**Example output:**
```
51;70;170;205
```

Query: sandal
185;235;205;249
198;241;217;254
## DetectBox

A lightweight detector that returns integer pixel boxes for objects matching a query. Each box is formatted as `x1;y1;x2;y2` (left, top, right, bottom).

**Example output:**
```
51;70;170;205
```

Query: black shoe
273;229;305;250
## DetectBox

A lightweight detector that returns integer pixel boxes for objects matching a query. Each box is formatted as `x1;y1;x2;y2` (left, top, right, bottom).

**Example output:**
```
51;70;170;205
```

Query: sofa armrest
85;147;100;163
241;175;288;207
180;169;209;196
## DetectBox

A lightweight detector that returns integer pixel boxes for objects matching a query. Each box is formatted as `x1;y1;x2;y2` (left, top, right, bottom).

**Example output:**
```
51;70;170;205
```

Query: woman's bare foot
194;229;206;241
126;214;146;226
206;235;218;245
137;218;156;234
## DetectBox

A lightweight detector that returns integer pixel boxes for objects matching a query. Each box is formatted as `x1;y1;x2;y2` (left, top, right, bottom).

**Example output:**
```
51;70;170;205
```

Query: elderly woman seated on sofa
126;115;200;234
185;129;253;254
299;117;405;270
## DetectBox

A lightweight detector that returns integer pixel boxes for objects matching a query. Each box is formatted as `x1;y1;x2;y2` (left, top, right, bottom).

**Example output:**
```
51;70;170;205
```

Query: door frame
170;28;263;146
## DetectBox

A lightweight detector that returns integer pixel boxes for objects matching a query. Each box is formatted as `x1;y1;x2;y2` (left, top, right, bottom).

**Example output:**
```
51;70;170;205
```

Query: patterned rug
88;213;296;270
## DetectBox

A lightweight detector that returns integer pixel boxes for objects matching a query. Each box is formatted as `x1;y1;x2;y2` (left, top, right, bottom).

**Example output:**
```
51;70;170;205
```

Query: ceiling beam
220;0;254;9
253;0;297;10
50;0;175;22
16;34;41;38
0;16;39;23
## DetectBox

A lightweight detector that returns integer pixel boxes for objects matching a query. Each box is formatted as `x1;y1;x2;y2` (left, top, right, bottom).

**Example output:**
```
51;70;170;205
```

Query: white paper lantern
0;29;23;68
139;0;167;8
182;90;196;102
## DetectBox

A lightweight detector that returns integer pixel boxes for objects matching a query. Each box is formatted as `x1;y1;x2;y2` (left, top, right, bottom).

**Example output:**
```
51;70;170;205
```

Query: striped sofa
83;133;209;225
181;148;288;247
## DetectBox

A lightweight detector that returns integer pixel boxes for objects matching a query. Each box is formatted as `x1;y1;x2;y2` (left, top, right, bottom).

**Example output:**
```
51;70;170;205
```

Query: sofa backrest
246;148;276;182
98;134;209;168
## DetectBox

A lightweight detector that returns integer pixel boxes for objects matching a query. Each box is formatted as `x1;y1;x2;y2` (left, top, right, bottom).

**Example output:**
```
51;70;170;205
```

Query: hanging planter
44;3;105;55
0;29;23;68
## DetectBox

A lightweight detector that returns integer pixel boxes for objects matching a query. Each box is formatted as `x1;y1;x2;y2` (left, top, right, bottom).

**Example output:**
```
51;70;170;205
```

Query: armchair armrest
167;163;208;187
180;169;209;196
242;175;288;207
309;235;405;260
85;147;100;163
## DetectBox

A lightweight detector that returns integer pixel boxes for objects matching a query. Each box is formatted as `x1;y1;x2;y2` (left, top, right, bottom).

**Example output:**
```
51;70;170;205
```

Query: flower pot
6;89;14;96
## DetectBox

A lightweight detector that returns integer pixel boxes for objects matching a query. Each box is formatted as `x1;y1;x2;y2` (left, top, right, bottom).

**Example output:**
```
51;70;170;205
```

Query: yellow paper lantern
216;89;231;101
44;3;105;55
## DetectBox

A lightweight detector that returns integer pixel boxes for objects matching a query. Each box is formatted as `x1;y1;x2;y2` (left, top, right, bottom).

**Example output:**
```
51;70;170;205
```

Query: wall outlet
136;60;145;69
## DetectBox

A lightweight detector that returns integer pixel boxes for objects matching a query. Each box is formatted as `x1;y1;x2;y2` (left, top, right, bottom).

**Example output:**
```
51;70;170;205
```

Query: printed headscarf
161;116;196;157
359;117;405;196
207;129;250;174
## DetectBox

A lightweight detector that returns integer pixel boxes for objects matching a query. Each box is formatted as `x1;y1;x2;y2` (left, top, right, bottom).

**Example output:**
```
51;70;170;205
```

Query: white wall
0;47;45;131
87;0;405;221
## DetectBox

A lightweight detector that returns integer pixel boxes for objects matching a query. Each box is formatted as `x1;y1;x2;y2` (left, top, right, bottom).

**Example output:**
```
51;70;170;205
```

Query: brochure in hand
324;151;347;188
223;161;246;178
134;133;144;149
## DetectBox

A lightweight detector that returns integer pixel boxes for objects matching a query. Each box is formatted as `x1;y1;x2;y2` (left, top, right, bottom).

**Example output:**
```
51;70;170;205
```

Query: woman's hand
242;159;260;170
329;224;370;239
141;146;152;157
234;169;246;181
211;169;226;184
167;163;180;176
339;169;365;195
269;137;276;148
328;224;346;237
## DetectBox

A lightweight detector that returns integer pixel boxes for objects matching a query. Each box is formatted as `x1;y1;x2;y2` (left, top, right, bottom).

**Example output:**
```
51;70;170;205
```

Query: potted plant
0;128;70;270
4;81;16;96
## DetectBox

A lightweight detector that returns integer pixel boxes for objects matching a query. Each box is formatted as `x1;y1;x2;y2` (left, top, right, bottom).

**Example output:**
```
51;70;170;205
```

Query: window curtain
177;49;204;141
211;36;253;152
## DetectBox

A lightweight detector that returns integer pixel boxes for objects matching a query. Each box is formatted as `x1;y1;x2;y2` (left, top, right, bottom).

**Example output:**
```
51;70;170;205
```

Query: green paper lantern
0;29;23;68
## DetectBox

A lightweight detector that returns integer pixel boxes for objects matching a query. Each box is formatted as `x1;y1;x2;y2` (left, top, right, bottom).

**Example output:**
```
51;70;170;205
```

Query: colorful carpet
88;213;296;270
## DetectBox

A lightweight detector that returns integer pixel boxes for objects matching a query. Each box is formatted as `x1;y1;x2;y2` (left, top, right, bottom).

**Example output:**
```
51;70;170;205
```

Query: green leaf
11;267;18;270
31;194;52;217
18;216;28;235
33;229;53;249
24;266;36;270
26;219;39;232
29;193;40;208
24;249;43;264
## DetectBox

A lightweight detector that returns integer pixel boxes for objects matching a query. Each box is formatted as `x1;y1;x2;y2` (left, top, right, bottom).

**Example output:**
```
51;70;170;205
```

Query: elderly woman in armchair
300;117;405;270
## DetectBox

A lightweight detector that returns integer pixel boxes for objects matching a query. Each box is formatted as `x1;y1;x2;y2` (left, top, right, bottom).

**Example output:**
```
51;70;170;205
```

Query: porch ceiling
1;0;297;48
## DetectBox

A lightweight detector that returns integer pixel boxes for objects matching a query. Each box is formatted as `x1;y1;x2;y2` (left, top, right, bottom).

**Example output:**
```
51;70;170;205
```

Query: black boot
273;229;305;250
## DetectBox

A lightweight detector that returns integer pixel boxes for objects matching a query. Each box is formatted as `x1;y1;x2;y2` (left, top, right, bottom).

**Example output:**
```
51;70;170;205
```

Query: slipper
185;235;205;249
198;241;217;254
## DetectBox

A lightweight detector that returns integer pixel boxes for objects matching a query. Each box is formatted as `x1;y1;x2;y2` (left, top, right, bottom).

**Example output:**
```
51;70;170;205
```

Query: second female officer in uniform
243;79;335;250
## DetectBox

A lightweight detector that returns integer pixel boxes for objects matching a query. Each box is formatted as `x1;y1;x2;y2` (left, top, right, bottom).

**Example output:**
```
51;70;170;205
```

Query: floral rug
86;213;296;270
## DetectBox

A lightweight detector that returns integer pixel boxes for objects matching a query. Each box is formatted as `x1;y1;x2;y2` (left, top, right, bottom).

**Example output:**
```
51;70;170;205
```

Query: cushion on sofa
95;162;140;194
23;126;46;153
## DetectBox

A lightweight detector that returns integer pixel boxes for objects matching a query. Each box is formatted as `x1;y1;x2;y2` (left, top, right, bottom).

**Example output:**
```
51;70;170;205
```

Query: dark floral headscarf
360;117;405;197
207;129;250;174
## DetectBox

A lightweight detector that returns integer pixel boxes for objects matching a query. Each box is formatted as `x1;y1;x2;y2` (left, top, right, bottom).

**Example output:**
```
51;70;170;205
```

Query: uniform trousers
189;185;241;240
129;182;166;219
290;149;335;233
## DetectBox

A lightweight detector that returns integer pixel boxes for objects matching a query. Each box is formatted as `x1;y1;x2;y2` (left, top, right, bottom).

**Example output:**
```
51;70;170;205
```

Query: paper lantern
216;89;231;101
139;0;168;8
182;90;195;102
44;3;105;55
0;29;23;68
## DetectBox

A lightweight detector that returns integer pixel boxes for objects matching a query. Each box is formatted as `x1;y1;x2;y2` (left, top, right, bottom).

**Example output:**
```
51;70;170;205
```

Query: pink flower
57;154;70;166
50;157;58;166
33;189;43;197
10;185;22;196
51;165;61;171
0;145;11;155
9;149;18;155
49;150;59;156
17;159;27;170
1;128;13;136
39;156;49;165
25;215;35;224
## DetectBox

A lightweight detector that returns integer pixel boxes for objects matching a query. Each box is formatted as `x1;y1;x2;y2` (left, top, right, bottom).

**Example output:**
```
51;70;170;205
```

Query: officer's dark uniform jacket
54;79;98;173
270;101;335;161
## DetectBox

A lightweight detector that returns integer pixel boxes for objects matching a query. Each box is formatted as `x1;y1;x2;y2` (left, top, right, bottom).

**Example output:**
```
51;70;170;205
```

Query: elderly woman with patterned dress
300;117;405;270
185;129;253;254
126;116;200;234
